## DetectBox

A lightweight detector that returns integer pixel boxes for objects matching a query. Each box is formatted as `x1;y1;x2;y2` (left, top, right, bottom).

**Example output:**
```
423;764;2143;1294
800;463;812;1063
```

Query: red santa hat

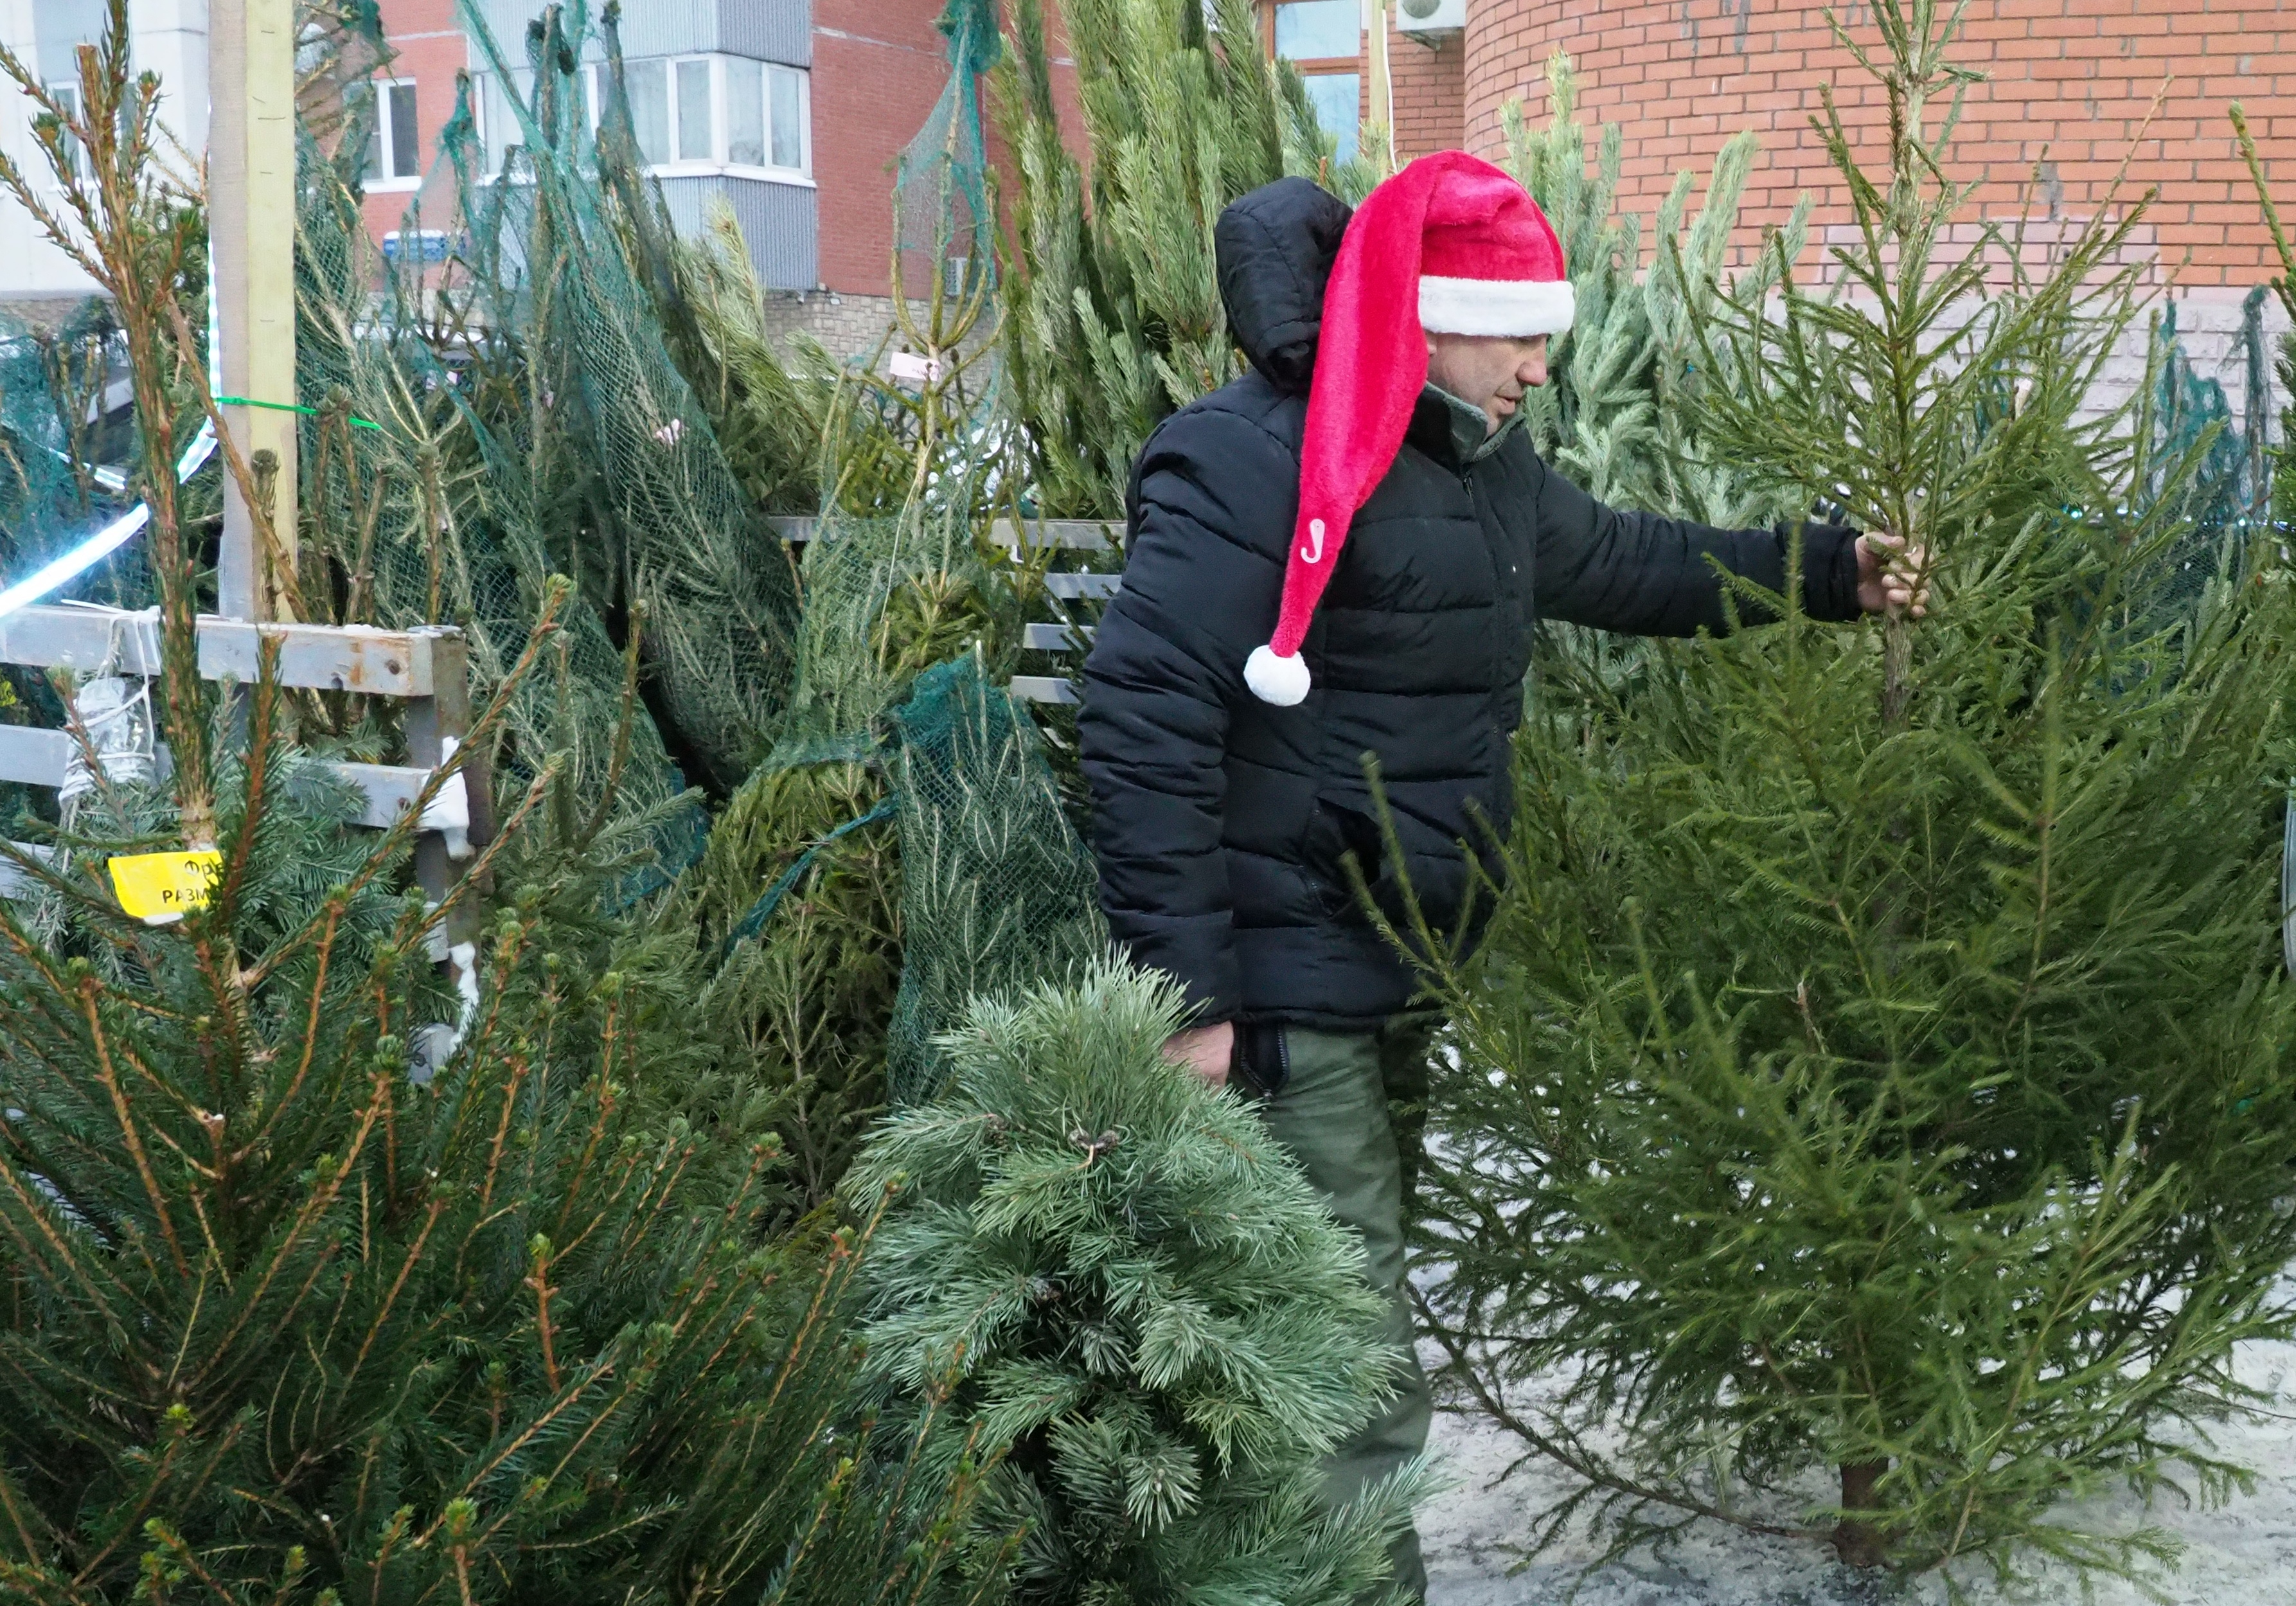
1242;151;1575;707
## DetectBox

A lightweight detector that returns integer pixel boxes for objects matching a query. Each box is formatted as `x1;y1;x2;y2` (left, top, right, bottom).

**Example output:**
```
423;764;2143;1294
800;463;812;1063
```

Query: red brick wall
814;0;959;296
1463;0;2292;288
364;0;469;246
1387;25;1467;160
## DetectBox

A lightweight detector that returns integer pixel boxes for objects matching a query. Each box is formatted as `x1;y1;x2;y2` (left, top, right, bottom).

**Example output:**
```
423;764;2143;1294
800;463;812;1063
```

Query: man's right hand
1164;1021;1234;1089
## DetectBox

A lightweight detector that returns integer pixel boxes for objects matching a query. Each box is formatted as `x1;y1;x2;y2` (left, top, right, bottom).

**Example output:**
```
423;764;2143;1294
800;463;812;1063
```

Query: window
621;58;670;165
43;82;87;181
365;76;421;186
727;58;765;166
473;56;810;181
675;58;713;162
767;64;807;173
628;55;809;175
1270;1;1360;165
1274;0;1358;58
1299;73;1360;164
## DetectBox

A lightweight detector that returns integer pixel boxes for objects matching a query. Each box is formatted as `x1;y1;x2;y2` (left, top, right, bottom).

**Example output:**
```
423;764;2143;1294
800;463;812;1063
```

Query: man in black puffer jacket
1078;155;1919;1595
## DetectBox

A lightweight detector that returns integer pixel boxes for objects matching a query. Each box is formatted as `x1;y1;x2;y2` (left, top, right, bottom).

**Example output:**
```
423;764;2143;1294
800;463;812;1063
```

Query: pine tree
2232;101;2296;537
994;0;1382;520
0;764;1006;1603
0;19;1005;1602
1400;0;2296;1587
1497;51;1806;530
850;960;1435;1603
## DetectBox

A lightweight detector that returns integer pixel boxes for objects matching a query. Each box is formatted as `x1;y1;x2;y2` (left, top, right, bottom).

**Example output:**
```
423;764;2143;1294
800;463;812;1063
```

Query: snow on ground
1418;1331;2296;1605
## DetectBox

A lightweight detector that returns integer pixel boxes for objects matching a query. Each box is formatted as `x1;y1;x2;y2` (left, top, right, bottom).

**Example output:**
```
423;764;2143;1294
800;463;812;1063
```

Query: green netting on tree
894;0;1001;305
289;60;702;890
880;654;1103;1103
433;0;801;792
768;507;1017;768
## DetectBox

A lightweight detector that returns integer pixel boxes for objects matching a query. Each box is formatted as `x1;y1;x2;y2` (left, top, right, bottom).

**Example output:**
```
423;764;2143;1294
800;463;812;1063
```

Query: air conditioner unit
1394;0;1464;37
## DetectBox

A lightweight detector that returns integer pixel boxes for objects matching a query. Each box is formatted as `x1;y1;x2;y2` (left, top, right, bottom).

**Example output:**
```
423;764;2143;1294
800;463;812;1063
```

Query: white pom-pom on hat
1245;645;1311;706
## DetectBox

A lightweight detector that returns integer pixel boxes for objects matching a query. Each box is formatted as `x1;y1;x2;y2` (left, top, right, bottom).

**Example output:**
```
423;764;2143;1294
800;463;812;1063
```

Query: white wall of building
1;0;209;314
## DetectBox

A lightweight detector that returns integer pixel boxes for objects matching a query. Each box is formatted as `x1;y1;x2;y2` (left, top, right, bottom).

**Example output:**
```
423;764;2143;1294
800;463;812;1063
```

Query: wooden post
404;628;484;958
207;0;299;622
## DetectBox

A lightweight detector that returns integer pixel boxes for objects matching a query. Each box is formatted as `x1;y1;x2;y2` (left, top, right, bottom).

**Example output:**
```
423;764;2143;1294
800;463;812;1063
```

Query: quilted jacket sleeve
1531;454;1865;634
1076;406;1296;1024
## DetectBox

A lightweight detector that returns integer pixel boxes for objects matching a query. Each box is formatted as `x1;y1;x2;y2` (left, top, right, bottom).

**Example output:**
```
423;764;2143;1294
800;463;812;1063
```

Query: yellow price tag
107;850;223;925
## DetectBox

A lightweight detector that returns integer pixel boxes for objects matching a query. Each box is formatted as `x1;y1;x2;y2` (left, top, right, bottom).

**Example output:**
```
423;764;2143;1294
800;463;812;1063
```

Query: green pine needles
0;641;1005;1605
1402;0;2296;1589
993;0;1375;520
851;961;1434;1603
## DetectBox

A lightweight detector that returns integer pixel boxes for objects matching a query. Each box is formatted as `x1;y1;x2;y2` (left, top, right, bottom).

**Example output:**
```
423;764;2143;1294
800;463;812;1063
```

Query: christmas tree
851;960;1434;1602
993;0;1384;520
1401;0;2296;1587
0;16;1005;1602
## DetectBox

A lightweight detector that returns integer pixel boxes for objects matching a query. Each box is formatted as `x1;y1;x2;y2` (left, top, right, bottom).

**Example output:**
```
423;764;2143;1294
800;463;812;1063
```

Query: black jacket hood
1215;177;1353;395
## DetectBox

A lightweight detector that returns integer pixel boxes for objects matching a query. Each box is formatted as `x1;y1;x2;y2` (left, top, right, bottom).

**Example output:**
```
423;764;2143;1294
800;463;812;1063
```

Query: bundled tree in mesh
272;0;707;914
851;959;1436;1604
880;654;1103;1105
424;0;803;793
1396;0;2296;1587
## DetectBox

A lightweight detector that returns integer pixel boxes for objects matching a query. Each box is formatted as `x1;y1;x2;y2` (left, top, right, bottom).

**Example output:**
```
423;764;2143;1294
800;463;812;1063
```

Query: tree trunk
1880;614;1913;730
1832;1459;1889;1568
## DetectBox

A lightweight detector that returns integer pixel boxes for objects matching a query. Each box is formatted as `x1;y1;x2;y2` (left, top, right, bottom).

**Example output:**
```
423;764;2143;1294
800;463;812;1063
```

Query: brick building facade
1461;0;2288;292
1266;0;2290;424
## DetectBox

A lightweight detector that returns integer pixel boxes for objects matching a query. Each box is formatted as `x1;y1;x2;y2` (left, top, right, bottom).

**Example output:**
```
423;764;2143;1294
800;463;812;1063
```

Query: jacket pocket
1303;794;1393;926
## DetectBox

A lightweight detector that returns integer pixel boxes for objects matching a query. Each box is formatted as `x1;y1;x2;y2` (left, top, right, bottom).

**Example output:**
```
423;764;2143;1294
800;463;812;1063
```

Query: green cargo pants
1239;1013;1436;1602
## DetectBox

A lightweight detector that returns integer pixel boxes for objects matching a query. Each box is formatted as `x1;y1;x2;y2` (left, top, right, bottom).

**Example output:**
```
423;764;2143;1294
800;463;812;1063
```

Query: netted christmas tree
851;959;1434;1603
0;15;1010;1599
1402;0;2296;1589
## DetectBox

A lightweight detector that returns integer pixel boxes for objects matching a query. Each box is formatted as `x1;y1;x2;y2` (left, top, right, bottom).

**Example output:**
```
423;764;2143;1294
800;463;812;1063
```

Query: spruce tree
1402;0;2296;1587
850;960;1433;1603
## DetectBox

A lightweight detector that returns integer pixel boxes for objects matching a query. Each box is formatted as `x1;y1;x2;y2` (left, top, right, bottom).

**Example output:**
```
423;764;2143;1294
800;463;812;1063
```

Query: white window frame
472;56;814;189
740;63;811;184
368;75;422;192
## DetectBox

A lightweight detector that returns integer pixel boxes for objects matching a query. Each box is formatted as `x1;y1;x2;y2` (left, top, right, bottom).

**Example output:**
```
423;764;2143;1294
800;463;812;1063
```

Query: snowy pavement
1418;1332;2296;1605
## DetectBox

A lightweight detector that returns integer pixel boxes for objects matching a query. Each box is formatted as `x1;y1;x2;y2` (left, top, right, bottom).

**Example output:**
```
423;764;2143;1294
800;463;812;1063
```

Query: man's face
1424;332;1551;435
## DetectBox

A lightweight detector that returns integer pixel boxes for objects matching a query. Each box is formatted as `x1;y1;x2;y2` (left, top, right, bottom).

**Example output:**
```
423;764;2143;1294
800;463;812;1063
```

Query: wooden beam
0;726;441;832
0;607;452;698
208;0;299;621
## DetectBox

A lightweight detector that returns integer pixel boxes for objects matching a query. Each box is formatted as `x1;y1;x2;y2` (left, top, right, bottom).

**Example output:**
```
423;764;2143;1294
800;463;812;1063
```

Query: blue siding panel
612;0;718;58
722;0;812;66
469;0;716;62
659;176;818;291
